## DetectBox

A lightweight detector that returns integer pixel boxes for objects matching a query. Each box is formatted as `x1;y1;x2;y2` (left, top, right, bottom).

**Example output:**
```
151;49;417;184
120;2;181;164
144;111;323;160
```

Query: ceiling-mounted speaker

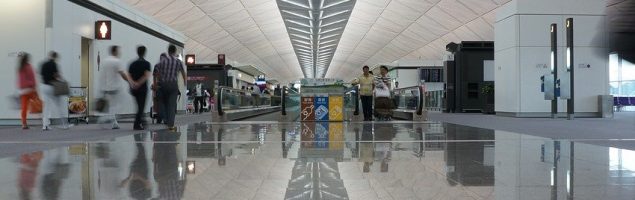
446;42;459;53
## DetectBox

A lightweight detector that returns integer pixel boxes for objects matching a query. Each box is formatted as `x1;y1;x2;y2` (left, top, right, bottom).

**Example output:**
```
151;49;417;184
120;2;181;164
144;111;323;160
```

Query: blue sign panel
314;96;329;121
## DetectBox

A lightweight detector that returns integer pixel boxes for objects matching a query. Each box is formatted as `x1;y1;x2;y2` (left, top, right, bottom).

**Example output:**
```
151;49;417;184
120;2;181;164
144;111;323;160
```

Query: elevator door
80;38;93;114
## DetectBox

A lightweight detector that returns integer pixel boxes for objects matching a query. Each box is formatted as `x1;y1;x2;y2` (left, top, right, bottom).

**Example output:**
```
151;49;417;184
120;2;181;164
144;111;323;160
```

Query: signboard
328;96;343;121
95;20;111;40
68;88;87;115
301;97;315;121
314;96;329;121
300;78;344;87
218;54;225;65
315;123;329;148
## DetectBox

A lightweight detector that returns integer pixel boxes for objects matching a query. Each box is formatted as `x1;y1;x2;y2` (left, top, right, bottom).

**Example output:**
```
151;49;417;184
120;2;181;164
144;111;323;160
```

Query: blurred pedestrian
40;52;72;130
129;46;152;130
17;53;38;129
154;45;186;131
152;53;168;124
98;46;134;129
193;81;204;114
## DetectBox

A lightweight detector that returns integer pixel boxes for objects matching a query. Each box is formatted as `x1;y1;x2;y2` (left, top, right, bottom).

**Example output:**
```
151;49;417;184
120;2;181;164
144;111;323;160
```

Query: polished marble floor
2;121;635;200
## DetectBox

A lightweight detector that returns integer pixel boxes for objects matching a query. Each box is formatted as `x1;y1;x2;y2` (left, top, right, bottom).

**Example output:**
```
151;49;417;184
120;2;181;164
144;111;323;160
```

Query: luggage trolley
68;87;89;124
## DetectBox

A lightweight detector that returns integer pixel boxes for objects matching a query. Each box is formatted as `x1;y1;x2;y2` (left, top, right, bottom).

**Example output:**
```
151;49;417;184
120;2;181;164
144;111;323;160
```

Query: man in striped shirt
154;45;186;131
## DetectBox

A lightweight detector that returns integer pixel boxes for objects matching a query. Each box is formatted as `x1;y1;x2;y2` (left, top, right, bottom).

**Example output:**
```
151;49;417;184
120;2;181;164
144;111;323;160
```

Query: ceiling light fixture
288;27;310;34
321;19;347;27
286;19;311;27
320;33;340;40
291;34;310;40
320;27;342;34
282;10;311;19
323;0;350;9
282;0;309;9
321;10;350;20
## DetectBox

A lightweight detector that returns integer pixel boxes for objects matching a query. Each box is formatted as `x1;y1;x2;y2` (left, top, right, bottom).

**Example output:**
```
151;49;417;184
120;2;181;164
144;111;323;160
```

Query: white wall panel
494;15;518;52
518;15;562;47
0;0;47;119
494;47;520;112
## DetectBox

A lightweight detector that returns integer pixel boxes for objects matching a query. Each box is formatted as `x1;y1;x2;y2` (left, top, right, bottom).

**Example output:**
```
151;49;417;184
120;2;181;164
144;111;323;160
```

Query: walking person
17;53;38;129
128;46;152;130
152;53;167;124
98;46;134;129
374;66;393;121
193;81;204;114
40;52;72;130
154;45;186;131
351;65;375;121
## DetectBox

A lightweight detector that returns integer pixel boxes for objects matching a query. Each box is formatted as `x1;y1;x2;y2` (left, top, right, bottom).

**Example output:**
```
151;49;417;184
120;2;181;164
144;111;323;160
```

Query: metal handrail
353;87;360;115
392;85;426;116
392;85;422;92
217;86;227;116
281;86;287;116
417;85;425;116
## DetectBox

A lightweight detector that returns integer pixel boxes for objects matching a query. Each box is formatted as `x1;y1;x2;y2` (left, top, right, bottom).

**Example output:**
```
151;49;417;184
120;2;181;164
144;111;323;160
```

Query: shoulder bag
51;79;70;96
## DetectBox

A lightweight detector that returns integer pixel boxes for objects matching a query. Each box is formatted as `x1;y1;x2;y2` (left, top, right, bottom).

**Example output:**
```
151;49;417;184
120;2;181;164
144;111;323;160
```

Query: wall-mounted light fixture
186;161;196;174
95;20;111;40
185;54;196;65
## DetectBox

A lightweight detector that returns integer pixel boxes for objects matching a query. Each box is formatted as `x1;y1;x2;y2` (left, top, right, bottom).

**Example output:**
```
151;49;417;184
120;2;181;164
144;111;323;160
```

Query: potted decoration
481;82;495;114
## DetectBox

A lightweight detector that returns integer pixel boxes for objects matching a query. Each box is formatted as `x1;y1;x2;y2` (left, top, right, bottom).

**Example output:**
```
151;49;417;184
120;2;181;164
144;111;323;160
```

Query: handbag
51;80;70;96
95;97;108;112
375;86;391;98
29;97;43;114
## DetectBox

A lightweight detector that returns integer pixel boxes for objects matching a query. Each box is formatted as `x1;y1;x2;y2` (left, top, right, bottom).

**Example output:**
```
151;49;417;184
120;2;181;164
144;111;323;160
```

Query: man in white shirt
98;46;134;129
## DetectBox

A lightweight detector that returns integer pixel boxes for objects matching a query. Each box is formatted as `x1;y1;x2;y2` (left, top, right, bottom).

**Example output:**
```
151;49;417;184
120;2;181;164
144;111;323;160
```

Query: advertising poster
314;96;329;121
329;123;344;150
301;97;315;121
328;96;343;121
301;123;315;148
315;123;329;148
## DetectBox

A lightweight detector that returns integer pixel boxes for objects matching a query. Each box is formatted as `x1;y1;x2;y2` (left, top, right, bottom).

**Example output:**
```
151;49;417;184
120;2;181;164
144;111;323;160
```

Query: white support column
494;0;608;117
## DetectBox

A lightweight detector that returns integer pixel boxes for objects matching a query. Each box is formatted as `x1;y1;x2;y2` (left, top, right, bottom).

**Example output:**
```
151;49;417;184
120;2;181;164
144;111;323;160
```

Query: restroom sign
95;20;111;40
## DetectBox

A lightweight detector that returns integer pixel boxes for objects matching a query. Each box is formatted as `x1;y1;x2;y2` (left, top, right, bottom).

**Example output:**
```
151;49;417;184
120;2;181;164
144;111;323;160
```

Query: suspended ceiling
120;0;510;82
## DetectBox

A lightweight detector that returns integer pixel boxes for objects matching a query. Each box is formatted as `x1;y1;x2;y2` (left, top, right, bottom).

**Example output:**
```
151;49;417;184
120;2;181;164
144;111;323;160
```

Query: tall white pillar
494;0;608;117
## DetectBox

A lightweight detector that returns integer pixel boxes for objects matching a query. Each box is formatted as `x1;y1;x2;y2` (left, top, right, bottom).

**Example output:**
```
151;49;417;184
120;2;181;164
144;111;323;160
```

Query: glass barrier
425;89;443;111
216;87;277;114
393;85;443;112
344;86;358;115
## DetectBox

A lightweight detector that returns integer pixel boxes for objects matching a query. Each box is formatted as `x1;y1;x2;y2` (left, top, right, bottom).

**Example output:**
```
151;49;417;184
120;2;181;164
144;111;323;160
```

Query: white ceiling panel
425;7;463;30
436;0;479;23
454;26;483;41
458;0;498;15
121;0;505;81
466;17;494;40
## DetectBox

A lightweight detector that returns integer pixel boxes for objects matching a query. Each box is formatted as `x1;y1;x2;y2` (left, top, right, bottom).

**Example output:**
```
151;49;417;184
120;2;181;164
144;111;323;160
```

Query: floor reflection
0;122;634;199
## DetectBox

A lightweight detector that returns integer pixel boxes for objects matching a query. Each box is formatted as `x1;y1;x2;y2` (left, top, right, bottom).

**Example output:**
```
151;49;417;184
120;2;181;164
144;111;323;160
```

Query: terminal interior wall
0;0;185;120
